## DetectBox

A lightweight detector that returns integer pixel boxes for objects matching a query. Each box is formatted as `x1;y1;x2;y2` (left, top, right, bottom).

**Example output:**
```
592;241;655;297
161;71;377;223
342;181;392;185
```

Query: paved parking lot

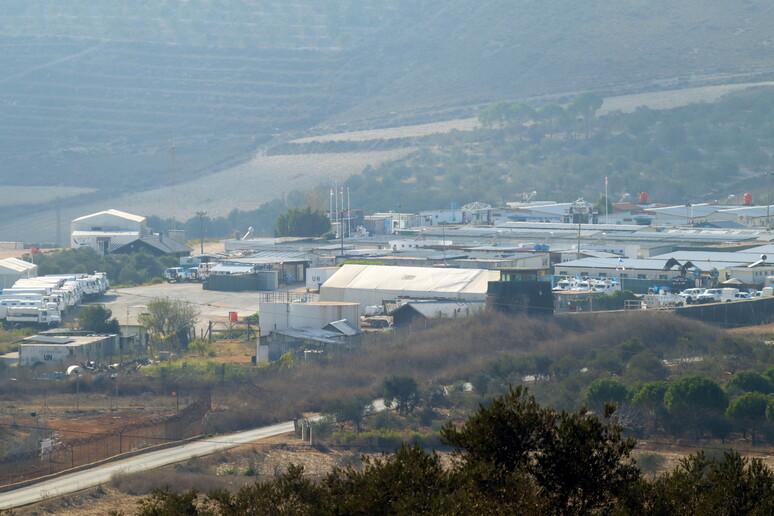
83;283;270;333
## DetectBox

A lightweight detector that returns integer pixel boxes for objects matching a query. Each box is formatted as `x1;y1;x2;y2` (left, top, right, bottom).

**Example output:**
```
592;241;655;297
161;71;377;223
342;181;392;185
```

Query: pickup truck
722;290;751;302
679;288;705;304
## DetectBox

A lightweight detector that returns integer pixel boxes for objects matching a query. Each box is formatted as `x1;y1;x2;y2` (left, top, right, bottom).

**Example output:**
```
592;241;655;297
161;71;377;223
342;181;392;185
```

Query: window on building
619;274;628;278
598;272;607;277
637;274;647;279
658;274;668;280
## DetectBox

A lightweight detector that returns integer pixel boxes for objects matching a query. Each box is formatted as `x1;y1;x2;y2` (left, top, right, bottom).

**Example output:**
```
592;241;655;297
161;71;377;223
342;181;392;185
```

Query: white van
719;288;749;302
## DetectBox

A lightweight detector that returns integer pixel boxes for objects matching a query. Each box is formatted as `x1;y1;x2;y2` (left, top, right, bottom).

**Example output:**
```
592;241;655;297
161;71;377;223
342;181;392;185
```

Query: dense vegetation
144;86;774;238
335;87;774;212
120;387;774;515
31;248;175;285
274;206;331;237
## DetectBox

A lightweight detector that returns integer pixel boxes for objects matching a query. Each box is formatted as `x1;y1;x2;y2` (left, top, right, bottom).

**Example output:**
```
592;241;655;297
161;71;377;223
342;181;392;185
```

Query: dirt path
292;80;774;144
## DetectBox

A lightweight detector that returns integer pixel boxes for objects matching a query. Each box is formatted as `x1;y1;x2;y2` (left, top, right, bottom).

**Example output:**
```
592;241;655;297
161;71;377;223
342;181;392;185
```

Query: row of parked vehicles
678;287;767;304
0;272;109;327
641;286;765;309
163;262;218;283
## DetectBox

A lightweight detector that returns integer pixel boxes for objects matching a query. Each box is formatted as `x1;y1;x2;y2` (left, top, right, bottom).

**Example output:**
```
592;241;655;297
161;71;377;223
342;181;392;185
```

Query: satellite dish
762;255;768;261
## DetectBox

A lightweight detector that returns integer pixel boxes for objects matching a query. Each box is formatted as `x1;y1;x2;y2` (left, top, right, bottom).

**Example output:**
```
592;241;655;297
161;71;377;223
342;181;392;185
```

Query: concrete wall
675;297;774;327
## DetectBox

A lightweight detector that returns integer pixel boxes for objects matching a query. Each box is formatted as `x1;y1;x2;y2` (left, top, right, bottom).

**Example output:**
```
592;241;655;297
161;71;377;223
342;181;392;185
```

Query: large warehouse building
319;264;493;313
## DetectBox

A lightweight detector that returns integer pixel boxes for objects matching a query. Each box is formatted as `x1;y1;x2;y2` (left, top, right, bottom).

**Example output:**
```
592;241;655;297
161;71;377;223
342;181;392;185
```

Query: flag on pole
605;176;608;185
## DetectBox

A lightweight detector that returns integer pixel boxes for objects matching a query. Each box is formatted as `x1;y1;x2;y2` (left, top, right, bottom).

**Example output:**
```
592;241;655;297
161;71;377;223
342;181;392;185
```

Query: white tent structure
71;209;147;254
319;264;491;313
0;257;37;288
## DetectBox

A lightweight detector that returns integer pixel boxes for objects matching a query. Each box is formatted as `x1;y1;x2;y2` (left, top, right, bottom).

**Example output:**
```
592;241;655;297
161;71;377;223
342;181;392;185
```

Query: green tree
726;392;770;445
323;395;373;433
76;305;121;334
665;376;728;441
535;404;640;513
206;464;319;515
626;352;670;383
478;101;512;129
631;381;668;434
382;375;419;415
585;378;629;411
570;92;603;139
441;386;639;514
275;206;331;237
138;298;199;350
726;370;773;395
648;451;774;515
537;102;566;139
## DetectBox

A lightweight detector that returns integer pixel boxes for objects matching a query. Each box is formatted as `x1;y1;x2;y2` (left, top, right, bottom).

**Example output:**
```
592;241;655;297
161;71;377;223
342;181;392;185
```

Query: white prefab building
319;264;491;313
0;257;37;288
19;334;119;367
71;209;147;254
259;301;361;333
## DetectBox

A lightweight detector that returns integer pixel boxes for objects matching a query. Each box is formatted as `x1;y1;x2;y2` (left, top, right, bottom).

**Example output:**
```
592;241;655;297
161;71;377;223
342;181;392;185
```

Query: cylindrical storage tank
743;193;753;205
638;192;649;204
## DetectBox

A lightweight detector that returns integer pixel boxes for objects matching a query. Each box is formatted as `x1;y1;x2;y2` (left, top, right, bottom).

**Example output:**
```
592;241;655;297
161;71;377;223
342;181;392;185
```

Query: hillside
1;1;774;240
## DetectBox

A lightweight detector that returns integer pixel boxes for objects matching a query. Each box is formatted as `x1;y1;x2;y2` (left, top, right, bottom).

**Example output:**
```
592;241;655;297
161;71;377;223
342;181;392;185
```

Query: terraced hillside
0;0;398;192
1;1;774;241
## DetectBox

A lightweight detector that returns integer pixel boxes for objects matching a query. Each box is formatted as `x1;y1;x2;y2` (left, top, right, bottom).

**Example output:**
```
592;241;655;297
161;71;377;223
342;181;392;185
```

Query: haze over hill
2;1;774;241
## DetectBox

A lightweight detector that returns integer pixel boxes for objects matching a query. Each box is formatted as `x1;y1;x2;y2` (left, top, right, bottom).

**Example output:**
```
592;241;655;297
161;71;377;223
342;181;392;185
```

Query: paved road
0;400;386;510
0;421;294;510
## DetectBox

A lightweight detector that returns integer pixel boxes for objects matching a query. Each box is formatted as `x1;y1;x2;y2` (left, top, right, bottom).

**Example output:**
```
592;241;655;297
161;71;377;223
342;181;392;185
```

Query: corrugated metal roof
224;251;310;265
649;204;737;218
23;336;73;344
324;320;360;336
717;205;774;216
653;250;771;264
556;257;689;270
400;300;485;318
0;257;37;273
72;209;145;223
112;235;191;254
211;263;257;274
274;327;343;344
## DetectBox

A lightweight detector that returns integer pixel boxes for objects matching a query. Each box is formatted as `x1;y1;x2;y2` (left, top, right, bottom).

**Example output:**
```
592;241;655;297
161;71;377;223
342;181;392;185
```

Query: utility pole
196;211;207;254
768;172;772;230
75;372;80;413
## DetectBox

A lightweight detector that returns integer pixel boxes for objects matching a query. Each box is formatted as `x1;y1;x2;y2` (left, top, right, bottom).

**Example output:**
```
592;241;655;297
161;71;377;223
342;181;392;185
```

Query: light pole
196;211;207;255
570;198;591;260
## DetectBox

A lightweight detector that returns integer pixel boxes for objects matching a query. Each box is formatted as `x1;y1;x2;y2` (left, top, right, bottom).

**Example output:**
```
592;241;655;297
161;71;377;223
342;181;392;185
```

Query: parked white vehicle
697;288;724;304
643;292;685;309
720;289;752;302
679;288;705;304
5;302;61;327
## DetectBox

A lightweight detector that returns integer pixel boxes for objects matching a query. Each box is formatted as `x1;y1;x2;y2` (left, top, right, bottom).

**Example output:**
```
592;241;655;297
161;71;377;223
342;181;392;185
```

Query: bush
636;452;666;475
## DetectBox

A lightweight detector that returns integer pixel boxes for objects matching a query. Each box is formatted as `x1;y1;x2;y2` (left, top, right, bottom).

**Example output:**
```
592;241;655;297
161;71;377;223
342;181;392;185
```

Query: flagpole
334;180;339;237
605;176;609;224
347;187;351;238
